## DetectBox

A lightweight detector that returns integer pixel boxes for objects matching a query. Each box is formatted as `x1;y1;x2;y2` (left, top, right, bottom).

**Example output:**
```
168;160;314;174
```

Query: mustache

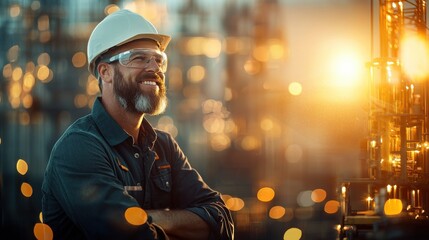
138;72;163;81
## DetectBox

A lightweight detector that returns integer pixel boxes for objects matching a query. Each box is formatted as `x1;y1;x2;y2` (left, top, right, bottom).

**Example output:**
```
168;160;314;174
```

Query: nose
145;56;161;72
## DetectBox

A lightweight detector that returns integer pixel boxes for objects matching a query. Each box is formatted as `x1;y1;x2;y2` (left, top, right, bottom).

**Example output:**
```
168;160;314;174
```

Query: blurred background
1;0;428;239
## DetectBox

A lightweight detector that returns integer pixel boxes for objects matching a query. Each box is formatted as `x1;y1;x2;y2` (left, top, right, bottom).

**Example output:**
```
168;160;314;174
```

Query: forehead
109;39;160;55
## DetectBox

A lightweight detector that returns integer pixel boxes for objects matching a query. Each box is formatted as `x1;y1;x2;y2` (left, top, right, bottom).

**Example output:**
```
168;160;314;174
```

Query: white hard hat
87;9;171;76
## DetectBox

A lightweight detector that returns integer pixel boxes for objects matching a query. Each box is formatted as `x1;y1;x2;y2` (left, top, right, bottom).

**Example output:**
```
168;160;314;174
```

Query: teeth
142;81;157;86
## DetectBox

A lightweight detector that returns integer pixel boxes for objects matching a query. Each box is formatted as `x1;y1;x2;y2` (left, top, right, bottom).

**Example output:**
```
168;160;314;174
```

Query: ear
97;62;113;83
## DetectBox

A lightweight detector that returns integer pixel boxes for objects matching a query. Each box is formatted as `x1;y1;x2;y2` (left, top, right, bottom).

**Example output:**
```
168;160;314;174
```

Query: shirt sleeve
163;133;235;240
43;131;164;240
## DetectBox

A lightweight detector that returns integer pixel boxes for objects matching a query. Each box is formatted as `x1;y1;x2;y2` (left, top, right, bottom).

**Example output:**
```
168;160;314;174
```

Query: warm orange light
72;52;86;68
37;53;50;66
22;94;33;109
221;194;232;203
12;67;23;81
269;206;286;219
240;136;261;151
104;4;120;15
39;212;44;223
74;94;88;108
257;187;275;202
9;82;21;98
288;82;302;96
86;77;99;95
124;207;148;226
203;116;225;134
16;159;28;175
3;63;13;78
23;73;36;92
187;65;205;82
311;189;327;203
38;15;50;31
400;32;429;80
21;182;33;197
210;134;231;151
283;227;302;240
253;45;269;62
268;39;285;60
10;4;21;18
324;200;340;214
203;38;222;58
285;144;303;163
330;52;363;87
260;118;274;131
243;59;261;75
33;223;53;240
37;65;50;81
225;197;245;211
384;199;403;215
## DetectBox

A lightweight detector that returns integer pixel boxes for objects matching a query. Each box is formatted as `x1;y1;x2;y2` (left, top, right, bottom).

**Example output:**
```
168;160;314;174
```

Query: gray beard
117;93;167;115
113;65;167;115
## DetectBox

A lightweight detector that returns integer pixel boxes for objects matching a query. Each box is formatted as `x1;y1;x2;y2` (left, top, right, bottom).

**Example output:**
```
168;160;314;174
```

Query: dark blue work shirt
41;97;234;239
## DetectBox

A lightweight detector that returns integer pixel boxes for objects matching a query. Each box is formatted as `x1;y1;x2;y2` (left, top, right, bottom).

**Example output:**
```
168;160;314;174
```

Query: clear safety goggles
102;48;168;73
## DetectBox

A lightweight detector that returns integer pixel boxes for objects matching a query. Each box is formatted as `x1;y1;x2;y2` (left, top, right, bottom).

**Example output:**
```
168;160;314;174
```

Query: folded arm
147;209;209;240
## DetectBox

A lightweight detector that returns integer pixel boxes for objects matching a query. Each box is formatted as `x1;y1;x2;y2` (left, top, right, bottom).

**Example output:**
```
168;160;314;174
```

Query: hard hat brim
116;33;171;52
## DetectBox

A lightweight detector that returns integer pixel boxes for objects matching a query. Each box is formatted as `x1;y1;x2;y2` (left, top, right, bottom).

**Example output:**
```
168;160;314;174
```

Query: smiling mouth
141;81;157;86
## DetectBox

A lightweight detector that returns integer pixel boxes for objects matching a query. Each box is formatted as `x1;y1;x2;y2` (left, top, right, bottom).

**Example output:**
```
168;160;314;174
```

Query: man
41;9;234;240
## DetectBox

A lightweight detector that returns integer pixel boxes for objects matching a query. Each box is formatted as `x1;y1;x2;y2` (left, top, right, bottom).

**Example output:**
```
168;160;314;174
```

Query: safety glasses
102;48;168;73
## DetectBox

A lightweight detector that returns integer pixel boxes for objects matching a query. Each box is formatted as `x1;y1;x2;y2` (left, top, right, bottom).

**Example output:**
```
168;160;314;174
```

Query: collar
92;97;157;148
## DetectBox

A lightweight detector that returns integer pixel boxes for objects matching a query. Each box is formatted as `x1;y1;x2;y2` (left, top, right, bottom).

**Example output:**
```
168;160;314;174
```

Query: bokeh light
311;189;327;203
384;199;403;216
187;65;205;82
283;227;302;240
21;182;33;198
33;223;53;240
203;38;222;58
9;4;21;18
16;159;28;175
260;118;274;131
324;200;340;214
72;52;87;68
124;207;148;226
243;59;262;75
74;94;88;108
12;67;23;81
36;65;50;81
297;190;314;207
210;133;231;151
23;72;36;91
37;53;50;66
288;82;302;96
240;136;261;151
104;4;120;15
269;206;286;219
257;187;275;202
225;197;245;211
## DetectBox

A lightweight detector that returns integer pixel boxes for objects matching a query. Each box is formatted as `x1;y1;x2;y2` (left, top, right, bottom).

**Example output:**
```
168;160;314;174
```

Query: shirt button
134;153;140;158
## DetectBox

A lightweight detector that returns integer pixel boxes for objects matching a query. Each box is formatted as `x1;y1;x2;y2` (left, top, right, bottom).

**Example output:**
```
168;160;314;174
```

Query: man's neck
102;97;144;144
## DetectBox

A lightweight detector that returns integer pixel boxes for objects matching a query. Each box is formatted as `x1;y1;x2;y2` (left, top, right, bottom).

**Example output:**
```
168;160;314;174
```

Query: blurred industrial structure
339;0;429;239
1;0;429;240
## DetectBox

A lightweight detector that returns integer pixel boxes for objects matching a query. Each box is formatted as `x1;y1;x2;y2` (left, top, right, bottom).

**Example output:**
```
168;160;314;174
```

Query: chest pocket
152;160;172;192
